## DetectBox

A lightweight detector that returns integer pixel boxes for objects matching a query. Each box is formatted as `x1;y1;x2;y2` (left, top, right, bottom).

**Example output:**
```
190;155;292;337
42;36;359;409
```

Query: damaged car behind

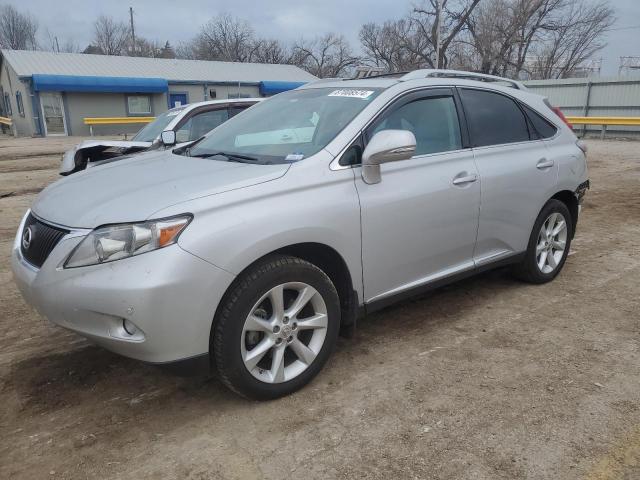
60;98;260;175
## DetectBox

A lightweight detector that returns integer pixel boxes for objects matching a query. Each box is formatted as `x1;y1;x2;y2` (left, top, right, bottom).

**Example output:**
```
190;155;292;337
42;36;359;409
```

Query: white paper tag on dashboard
328;89;374;99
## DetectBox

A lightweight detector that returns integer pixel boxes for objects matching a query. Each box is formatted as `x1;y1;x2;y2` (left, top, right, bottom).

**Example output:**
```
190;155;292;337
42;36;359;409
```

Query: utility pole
54;36;60;53
435;0;442;69
129;7;136;56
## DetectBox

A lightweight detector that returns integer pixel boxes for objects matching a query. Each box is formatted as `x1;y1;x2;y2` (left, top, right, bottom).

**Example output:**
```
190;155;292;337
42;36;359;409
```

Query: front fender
159;159;364;301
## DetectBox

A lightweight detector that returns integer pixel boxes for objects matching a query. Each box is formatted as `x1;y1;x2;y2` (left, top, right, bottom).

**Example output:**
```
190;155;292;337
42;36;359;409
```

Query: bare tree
359;0;481;72
191;13;255;61
92;15;129;55
0;5;37;50
464;0;614;78
293;33;359;77
249;38;293;64
44;28;80;53
131;37;163;58
411;0;482;68
175;40;198;59
528;0;614;78
158;41;176;59
360;20;427;72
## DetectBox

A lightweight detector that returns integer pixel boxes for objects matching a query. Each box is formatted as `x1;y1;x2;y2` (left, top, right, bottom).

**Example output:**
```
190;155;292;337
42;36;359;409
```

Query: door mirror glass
160;130;176;147
361;130;416;184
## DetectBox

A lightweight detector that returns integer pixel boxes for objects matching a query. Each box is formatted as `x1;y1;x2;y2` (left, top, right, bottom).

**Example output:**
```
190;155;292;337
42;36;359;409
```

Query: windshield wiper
190;151;261;163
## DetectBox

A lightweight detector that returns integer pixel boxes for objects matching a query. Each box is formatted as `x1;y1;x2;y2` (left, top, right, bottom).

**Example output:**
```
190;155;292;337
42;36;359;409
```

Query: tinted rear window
523;105;557;139
460;89;530;147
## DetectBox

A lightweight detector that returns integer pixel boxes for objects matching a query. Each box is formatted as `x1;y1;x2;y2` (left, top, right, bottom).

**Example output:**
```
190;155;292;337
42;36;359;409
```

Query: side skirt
363;252;526;316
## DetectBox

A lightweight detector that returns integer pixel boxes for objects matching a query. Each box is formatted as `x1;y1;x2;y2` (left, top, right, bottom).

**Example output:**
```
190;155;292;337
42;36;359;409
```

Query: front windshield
132;107;185;142
187;87;381;163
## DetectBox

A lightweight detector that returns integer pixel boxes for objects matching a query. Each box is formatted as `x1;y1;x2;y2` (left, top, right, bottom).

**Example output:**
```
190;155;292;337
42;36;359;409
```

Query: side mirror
361;130;416;184
160;130;176;147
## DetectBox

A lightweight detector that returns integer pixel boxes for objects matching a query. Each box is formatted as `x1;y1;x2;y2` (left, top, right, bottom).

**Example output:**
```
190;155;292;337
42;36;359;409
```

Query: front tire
212;255;340;400
513;199;573;284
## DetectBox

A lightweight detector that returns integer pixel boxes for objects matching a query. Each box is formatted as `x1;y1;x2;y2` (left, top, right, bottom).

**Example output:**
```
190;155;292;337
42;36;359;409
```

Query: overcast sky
12;0;640;76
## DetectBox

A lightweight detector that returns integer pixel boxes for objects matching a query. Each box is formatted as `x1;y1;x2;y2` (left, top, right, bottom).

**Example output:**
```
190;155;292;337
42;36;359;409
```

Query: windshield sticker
285;153;305;162
328;89;374;99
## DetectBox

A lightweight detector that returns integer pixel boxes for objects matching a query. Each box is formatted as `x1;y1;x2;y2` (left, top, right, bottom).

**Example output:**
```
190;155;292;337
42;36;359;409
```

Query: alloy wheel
240;282;328;383
536;212;568;274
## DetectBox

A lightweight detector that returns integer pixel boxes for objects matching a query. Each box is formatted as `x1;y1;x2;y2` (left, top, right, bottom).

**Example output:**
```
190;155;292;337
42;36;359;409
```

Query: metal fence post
582;81;592;138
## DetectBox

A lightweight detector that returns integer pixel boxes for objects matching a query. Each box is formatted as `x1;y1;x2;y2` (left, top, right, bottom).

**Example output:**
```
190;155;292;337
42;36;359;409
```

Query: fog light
123;319;139;336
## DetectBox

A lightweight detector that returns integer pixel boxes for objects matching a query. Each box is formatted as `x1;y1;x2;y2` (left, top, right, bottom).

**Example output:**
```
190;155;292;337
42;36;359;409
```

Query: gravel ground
0;136;638;480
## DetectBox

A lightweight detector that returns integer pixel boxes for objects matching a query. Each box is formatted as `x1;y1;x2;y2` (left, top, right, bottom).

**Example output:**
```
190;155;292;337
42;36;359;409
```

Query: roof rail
304;77;344;86
400;69;527;90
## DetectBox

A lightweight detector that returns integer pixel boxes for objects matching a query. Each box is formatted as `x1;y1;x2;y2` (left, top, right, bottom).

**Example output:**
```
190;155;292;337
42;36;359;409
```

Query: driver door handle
536;158;554;169
452;173;478;186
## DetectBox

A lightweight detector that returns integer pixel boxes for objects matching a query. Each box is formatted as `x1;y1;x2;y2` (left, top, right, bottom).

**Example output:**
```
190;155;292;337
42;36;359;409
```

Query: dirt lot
0;135;638;480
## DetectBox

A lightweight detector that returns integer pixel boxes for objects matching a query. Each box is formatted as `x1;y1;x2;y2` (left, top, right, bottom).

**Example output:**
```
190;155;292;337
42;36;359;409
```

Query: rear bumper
576;179;590;204
11;214;235;363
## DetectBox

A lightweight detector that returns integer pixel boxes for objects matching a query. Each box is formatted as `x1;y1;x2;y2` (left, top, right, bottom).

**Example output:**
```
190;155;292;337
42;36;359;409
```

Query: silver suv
12;70;589;399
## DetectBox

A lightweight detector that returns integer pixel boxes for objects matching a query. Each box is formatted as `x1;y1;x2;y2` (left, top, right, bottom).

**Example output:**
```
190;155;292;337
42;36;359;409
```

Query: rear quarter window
522;104;558;139
459;88;530;147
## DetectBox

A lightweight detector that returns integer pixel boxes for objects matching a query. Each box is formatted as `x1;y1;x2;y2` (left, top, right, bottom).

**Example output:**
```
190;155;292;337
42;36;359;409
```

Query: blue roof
259;81;306;96
32;74;168;93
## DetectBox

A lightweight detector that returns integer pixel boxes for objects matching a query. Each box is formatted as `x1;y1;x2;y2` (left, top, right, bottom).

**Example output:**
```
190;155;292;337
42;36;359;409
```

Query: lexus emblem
22;226;33;250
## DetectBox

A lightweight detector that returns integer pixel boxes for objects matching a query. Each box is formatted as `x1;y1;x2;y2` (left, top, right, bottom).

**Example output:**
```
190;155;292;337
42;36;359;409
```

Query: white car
60;98;261;175
13;70;588;399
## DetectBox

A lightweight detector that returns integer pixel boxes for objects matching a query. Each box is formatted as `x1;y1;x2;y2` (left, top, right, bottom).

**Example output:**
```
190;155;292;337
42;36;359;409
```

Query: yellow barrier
566;116;640;126
83;116;155;136
0;116;12;126
565;116;640;139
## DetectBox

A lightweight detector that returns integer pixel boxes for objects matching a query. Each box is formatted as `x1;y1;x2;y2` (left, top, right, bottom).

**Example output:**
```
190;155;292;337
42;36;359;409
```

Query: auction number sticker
328;89;374;99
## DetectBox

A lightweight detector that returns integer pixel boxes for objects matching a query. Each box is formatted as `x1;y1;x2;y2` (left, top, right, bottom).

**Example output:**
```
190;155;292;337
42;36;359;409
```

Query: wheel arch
273;243;359;328
549;190;579;238
210;242;359;357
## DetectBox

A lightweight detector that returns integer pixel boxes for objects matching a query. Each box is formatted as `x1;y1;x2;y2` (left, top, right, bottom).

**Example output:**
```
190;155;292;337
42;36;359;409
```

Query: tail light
551;107;573;129
543;99;573;129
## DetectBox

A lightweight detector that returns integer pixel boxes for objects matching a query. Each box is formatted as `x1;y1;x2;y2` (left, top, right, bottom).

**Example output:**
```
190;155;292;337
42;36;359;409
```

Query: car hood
33;150;290;229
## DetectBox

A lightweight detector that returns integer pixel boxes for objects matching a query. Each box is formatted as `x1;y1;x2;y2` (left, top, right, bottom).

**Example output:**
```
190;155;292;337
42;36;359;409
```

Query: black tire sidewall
213;256;341;400
522;199;573;283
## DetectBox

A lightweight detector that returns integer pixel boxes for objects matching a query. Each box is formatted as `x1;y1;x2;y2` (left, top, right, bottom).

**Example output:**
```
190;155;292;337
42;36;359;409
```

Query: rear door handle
536;158;554;169
452;173;478;186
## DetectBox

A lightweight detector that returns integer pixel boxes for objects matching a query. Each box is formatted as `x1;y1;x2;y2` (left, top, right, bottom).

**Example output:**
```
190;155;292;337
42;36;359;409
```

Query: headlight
64;215;192;268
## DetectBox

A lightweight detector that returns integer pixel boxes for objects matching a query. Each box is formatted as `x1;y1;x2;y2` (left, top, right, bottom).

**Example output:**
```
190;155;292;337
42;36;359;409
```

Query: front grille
20;213;69;268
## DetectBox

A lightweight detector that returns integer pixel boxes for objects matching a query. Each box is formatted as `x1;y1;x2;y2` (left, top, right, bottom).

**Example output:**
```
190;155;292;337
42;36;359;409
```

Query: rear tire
212;254;340;400
513;199;573;284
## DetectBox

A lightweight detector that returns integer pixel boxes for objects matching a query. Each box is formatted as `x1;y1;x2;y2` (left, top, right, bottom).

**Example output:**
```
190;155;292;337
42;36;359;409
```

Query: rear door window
459;89;530;147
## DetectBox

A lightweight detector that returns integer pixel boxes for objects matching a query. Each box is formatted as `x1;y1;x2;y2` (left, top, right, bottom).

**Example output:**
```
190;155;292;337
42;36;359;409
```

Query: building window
4;93;12;116
16;91;24;116
228;93;251;99
126;95;151;115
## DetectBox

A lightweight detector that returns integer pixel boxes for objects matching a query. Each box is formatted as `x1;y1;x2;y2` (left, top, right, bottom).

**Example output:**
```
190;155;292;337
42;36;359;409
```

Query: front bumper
11;213;235;363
